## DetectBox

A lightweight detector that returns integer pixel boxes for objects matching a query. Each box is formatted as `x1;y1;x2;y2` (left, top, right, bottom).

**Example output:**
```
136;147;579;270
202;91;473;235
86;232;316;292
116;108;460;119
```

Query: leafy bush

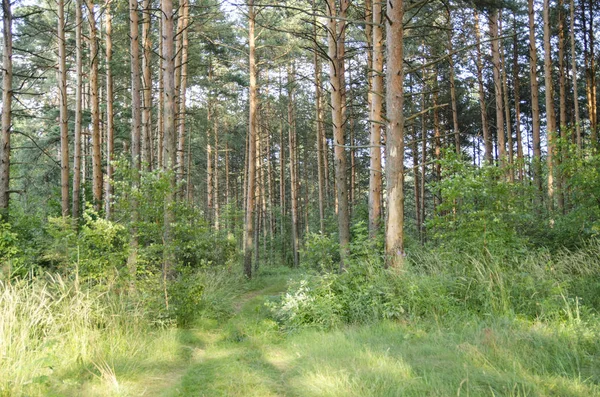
270;243;600;331
168;266;241;326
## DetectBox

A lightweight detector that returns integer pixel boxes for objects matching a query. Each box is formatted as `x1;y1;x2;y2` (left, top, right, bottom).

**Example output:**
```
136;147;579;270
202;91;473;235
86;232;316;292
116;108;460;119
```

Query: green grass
3;266;600;396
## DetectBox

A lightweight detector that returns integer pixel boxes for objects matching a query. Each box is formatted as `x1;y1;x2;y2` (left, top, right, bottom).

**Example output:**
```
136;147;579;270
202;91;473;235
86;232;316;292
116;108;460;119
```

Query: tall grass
273;239;600;329
1;275;159;396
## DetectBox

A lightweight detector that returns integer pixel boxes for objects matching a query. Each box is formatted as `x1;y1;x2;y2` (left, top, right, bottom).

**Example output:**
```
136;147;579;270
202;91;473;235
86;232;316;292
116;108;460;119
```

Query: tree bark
314;30;325;233
162;0;176;292
73;0;83;221
214;109;220;230
86;0;103;212
0;0;12;219
513;15;524;180
58;0;69;218
568;0;581;150
142;0;153;169
448;10;460;156
244;0;257;278
287;63;299;268
105;1;114;218
128;0;142;280
326;0;350;269
369;0;383;237
385;0;405;268
491;9;506;167
528;0;543;196
543;0;557;209
474;11;492;164
176;0;189;189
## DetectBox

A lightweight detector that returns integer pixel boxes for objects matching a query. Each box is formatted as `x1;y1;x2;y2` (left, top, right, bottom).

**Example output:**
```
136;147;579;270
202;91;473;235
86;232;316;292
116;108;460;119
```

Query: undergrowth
270;239;600;331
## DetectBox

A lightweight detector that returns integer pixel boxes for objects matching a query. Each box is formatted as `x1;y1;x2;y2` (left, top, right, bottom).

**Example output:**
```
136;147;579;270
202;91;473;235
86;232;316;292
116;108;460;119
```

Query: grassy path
160;274;293;396
82;270;598;397
150;273;600;397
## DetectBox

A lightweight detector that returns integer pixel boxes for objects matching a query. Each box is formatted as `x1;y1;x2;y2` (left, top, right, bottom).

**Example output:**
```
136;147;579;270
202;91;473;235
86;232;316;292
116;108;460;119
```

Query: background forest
1;0;600;395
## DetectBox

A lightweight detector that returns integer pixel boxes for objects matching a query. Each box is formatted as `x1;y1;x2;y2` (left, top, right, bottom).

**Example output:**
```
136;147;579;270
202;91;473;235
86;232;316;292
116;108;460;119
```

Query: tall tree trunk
186;122;193;203
385;0;405;268
128;0;142;280
474;11;492;164
448;11;460;156
557;0;566;211
314;34;325;233
157;14;164;168
500;23;514;180
73;0;83;221
176;0;189;189
287;63;299;268
0;0;12;219
214;110;220;230
369;0;383;237
207;104;213;223
58;0;69;217
570;0;582;150
513;15;524;180
162;0;176;296
433;78;441;208
244;0;257;278
279;118;286;261
142;0;153;169
543;0;557;210
529;0;543;197
87;0;102;212
420;83;427;242
326;0;350;269
105;1;114;218
582;0;596;144
491;9;506;167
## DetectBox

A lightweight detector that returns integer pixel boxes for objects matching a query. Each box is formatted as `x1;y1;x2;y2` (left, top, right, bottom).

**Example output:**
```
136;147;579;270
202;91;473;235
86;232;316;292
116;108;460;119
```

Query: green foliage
429;152;531;255
42;209;128;283
271;242;600;331
168;266;241;326
300;232;339;272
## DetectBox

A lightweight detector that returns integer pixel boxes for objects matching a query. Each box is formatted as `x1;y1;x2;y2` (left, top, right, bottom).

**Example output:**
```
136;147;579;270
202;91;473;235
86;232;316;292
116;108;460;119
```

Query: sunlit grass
3;266;599;396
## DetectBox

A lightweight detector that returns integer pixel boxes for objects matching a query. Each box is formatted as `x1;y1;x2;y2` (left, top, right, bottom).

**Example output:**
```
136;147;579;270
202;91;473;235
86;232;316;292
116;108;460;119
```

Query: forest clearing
1;0;600;395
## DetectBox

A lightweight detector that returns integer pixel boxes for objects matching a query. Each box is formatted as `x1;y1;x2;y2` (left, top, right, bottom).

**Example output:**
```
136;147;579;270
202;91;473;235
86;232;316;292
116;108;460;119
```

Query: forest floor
61;269;599;397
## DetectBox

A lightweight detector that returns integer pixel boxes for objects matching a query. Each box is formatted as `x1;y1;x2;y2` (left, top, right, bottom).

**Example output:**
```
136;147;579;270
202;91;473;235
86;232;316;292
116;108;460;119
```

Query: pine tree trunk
491;9;506;167
288;63;300;268
529;0;543;197
448;11;460;156
570;0;581;150
162;0;176;291
129;0;142;280
474;11;492;164
157;14;164;168
58;0;69;218
214;110;220;230
176;0;189;190
207;103;213;223
327;0;350;269
513;15;524;180
543;0;557;210
0;0;12;219
369;0;383;237
244;0;257;278
87;0;103;212
385;0;405;268
557;0;566;211
500;22;513;180
142;0;153;170
105;2;114;218
314;35;325;233
73;0;83;221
